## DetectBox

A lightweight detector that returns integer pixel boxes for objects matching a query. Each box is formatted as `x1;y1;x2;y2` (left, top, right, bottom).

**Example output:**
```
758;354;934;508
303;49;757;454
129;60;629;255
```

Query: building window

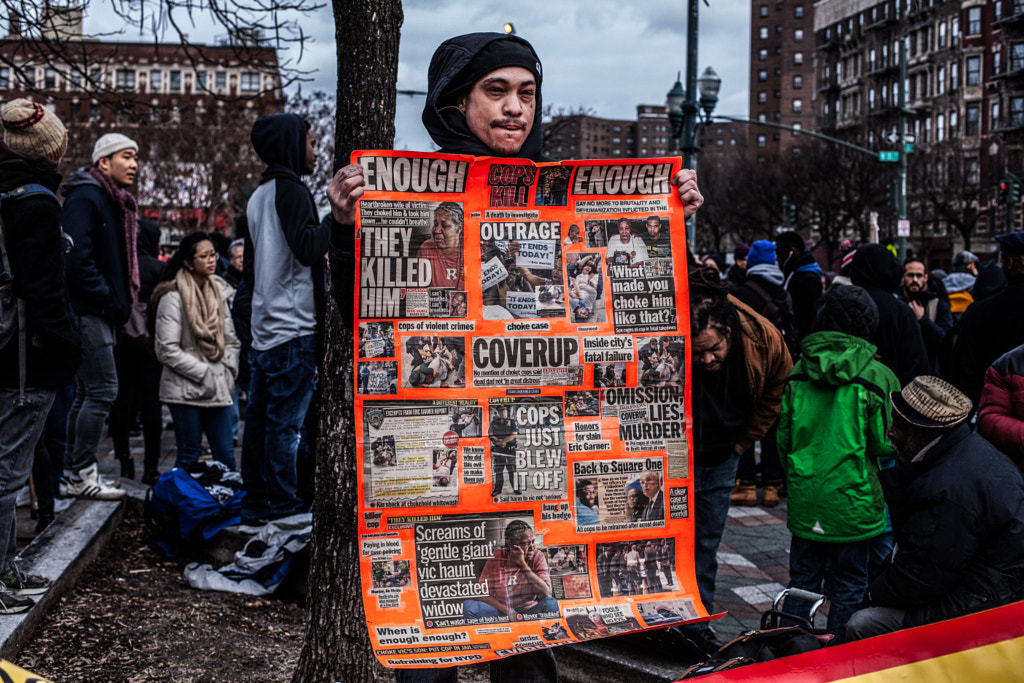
869;49;876;71
150;70;161;91
758;91;768;103
0;68;8;89
170;70;181;91
196;71;207;91
760;26;768;39
44;68;56;89
937;66;945;95
967;6;981;36
759;48;768;61
793;98;803;113
758;113;768;122
215;71;227;92
1011;43;1024;72
938;21;947;48
1010;97;1024;127
994;51;1001;75
950;62;959;90
115;69;135;90
760;4;768;16
794;52;804;65
966;157;979;185
952;18;960;45
758;69;768;82
89;102;101;123
776;24;783;32
775;90;782;98
949;110;958;137
795;28;804;41
966;56;981;86
757;134;767;147
69;101;81;122
869;88;876;109
795;4;804;18
992;101;1000;128
936;114;945;141
793;75;803;89
965;104;980;135
88;67;102;89
240;72;260;92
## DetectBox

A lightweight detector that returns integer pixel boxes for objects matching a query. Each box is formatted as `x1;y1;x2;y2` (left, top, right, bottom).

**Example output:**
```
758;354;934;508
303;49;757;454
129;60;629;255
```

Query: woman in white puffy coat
152;232;240;470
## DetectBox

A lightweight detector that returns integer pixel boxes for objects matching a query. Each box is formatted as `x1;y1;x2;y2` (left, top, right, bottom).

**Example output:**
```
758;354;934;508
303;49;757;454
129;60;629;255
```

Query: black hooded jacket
850;243;928;386
246;113;330;349
329;33;550;324
0;146;81;388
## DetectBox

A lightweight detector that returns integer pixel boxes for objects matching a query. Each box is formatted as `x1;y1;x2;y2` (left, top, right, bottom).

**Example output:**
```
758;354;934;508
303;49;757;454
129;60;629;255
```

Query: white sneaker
54;498;73;513
59;464;126;500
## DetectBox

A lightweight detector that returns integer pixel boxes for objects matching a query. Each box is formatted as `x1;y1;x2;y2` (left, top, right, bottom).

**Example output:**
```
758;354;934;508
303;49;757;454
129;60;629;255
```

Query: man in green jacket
778;285;900;634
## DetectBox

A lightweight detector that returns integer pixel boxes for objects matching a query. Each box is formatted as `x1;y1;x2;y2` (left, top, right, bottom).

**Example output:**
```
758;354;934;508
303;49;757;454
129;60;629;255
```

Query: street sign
904;143;914;153
898;219;910;237
885;132;916;144
879;151;900;162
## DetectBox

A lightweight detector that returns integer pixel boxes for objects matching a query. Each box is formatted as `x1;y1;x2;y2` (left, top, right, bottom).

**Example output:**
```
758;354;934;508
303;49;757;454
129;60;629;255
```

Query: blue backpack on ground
146;468;245;556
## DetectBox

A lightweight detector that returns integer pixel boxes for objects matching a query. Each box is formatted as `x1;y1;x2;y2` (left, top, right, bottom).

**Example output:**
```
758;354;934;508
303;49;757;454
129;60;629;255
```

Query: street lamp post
667;64;719;249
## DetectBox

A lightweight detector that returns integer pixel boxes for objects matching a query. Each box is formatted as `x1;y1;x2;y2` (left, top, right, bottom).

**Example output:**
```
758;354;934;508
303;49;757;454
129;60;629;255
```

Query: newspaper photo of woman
566;253;604;323
417;201;465;290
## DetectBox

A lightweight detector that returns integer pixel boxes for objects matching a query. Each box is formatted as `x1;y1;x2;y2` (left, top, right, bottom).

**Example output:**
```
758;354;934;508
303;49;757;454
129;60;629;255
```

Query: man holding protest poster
326;30;705;683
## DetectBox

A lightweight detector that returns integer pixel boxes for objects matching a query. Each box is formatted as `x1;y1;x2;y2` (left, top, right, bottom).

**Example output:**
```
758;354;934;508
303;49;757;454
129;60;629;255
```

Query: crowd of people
687;228;1024;652
5;22;1018;681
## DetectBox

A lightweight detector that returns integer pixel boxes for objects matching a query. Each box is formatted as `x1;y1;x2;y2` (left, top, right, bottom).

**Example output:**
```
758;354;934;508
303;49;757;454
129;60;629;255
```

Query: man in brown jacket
675;266;793;657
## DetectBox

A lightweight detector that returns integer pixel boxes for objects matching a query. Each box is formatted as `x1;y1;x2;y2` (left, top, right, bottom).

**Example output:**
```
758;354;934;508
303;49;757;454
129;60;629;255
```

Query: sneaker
0;565;50;596
59;463;126;500
54;497;73;513
0;585;33;614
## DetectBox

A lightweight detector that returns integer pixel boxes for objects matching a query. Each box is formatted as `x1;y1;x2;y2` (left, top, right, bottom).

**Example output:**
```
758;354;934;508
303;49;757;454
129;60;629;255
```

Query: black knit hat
444;38;543;102
813;285;878;340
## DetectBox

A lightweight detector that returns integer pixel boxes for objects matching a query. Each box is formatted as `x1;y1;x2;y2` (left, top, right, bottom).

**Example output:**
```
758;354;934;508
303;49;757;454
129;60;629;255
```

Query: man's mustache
491;118;527;130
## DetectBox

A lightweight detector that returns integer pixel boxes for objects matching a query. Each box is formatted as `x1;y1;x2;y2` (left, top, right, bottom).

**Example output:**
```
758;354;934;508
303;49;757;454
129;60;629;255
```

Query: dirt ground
16;513;306;683
14;512;494;683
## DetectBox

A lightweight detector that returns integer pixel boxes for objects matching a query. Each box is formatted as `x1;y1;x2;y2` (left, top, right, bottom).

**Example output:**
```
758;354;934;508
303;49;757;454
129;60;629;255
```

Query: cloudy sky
92;0;752;150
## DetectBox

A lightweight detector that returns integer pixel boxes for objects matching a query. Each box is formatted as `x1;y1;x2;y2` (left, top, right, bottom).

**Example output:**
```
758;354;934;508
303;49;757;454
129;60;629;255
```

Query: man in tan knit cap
0;99;80;612
845;376;1024;641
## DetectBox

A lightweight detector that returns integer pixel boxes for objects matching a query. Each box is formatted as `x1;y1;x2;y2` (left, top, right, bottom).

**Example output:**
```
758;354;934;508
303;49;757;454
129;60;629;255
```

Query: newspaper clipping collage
353;151;706;669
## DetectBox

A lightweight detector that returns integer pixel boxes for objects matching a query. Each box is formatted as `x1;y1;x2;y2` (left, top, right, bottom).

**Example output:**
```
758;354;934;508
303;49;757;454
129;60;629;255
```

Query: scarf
174;269;225;362
89;166;139;303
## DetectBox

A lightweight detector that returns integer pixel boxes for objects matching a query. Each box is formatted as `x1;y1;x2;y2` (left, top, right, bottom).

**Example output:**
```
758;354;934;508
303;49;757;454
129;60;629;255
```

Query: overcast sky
92;0;752;151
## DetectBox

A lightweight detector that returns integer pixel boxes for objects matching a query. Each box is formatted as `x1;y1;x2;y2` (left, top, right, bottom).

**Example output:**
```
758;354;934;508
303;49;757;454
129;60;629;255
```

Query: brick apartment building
749;0;817;163
0;6;284;234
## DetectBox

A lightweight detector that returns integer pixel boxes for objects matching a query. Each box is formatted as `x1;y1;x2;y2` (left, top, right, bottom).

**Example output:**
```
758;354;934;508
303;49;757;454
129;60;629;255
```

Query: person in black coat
950;232;1024;406
0;100;80;609
846;376;1024;640
108;218;164;483
849;244;929;386
322;31;708;683
776;231;823;342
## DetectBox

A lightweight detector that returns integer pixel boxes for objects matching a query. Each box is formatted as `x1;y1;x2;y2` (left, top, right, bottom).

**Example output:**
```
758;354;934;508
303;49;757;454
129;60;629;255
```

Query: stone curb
0;498;124;660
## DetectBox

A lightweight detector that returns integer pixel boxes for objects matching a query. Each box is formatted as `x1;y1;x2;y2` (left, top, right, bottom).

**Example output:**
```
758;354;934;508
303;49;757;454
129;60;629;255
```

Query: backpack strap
0;184;60;405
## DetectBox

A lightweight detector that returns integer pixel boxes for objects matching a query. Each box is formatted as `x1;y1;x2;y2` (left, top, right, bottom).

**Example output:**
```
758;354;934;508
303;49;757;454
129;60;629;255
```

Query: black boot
142;469;160;486
119;456;135;480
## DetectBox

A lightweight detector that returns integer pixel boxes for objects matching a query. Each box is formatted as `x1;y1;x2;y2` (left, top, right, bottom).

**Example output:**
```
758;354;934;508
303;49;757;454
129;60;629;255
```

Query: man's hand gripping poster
353;151;708;668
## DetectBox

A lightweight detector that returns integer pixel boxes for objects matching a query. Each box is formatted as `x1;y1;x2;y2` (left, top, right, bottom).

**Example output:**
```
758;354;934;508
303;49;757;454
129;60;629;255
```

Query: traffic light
887;181;900;210
1011;179;1022;204
998;180;1008;204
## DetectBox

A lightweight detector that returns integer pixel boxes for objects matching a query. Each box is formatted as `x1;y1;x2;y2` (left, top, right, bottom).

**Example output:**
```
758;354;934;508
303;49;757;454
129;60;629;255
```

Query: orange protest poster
352;151;707;669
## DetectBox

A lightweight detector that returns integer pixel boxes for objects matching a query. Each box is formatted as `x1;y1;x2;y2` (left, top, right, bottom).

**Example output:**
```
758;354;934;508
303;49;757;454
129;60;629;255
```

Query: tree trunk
292;2;402;681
